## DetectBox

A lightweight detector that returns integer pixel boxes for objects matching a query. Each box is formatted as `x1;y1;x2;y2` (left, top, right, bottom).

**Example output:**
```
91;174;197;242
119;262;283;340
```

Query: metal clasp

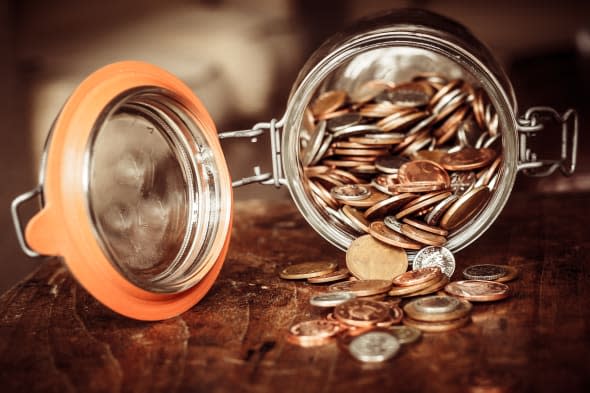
219;118;286;188
11;186;43;258
517;106;578;177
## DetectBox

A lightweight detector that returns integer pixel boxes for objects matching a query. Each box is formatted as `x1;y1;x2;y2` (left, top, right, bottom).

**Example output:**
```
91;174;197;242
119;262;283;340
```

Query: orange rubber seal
24;61;233;320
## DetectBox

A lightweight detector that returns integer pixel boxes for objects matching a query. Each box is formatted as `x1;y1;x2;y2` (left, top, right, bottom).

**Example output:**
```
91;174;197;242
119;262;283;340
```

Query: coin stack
402;295;473;333
300;75;502;253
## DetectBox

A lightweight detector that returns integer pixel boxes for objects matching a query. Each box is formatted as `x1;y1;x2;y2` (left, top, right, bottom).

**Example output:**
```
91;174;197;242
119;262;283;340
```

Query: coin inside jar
346;234;408;280
331;184;371;201
441;147;497;171
398;160;451;188
440;186;491;230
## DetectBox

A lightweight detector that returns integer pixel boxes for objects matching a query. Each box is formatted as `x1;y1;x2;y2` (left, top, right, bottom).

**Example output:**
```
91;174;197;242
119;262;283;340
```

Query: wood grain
1;193;589;393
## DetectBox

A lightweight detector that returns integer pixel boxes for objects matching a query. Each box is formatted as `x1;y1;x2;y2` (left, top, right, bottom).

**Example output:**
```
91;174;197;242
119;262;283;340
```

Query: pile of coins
300;75;502;253
279;257;519;363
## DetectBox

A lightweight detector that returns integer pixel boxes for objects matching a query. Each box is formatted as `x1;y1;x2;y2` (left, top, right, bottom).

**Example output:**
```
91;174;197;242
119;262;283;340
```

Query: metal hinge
517;106;578;177
218;118;286;188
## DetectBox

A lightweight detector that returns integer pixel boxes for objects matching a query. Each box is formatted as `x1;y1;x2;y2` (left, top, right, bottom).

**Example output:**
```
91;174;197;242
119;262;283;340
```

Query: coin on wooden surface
387;325;422;344
388;273;443;296
328;279;392;297
335;299;390;327
287;319;344;347
307;268;351;284
348;331;400;362
369;221;423;250
439;186;490;230
462;264;507;281
495;265;519;283
346;234;408;280
403;275;450;297
310;292;357;308
404;296;472;322
392;266;442;287
445;280;510;302
402;314;471;333
413;246;456;278
279;262;338;280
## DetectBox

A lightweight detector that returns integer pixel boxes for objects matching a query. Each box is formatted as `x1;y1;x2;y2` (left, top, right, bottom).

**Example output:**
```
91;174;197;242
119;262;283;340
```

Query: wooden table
1;193;589;393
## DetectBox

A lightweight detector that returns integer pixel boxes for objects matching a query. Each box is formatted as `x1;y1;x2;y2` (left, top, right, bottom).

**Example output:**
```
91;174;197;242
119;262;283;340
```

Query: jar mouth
86;87;226;293
282;25;518;257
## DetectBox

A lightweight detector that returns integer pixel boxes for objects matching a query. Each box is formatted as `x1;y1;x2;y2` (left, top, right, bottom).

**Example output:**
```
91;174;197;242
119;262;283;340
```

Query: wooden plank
0;193;589;393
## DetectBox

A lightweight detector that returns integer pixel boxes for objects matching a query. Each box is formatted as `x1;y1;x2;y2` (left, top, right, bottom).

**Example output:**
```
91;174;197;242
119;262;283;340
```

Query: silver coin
425;194;459;226
301;120;326;166
327;113;362;132
309;133;333;166
310;291;357;307
413;246;455;278
332;124;382;139
412;295;461;314
387;326;421;344
330;184;371;201
388;89;430;107
383;216;404;234
348;332;400;363
363;132;405;142
450;172;476;196
370;179;396;196
432;88;463;114
463;264;507;281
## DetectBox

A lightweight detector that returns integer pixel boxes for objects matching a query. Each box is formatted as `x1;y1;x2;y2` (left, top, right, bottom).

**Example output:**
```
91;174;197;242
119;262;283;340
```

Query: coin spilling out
301;75;502;253
328;279;392;297
388;266;446;297
404;296;472;324
347;331;401;363
444;280;511;302
346;234;408;280
310;292;357;308
462;264;507;281
279;262;338;280
307;268;351;284
412;246;456;278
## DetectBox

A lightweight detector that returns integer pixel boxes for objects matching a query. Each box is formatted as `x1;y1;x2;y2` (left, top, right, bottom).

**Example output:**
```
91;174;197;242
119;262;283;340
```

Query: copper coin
444;280;510;302
411;149;447;164
392;266;442;287
395;191;452;220
326;113;362;132
389;181;448;193
376;305;404;327
404;296;472;322
308;268;351;284
369;221;423;250
439;186;490;231
316;108;350;121
279;261;338;280
398;160;451;187
331;141;375;149
287;319;344;347
333;148;389;156
352;133;406;145
346;234;408;280
441;147;497;171
400;223;447;247
425;194;459;226
341;205;370;233
322;158;364;168
402;314;471;333
328;279;392;297
359;101;400;117
375;155;410;173
495;265;519;283
311;90;347;116
350;80;392;103
363;193;418;220
462;264;507;281
309;181;339;209
388;273;443;296
334;299;390;327
403;275;450;297
402;217;448;236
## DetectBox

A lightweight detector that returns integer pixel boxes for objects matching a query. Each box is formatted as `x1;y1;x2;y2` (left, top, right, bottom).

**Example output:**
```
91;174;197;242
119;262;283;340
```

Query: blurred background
0;0;588;292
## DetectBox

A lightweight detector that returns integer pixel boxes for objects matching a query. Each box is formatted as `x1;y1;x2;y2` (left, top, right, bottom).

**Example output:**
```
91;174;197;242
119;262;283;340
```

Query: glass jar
11;9;578;320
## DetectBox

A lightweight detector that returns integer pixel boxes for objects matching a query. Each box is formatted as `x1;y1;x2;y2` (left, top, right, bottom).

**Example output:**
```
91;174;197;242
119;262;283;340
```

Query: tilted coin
441;147;497;171
334;299;390;327
403;275;449;297
350;80;392;103
279;262;338;280
339;188;389;208
331;184;371;201
411;295;461;314
369;221;423;250
348;331;400;363
388;273;444;296
328;279;392;297
398;160;451;187
405;297;472;323
332;124;383;138
389;180;448;194
326;113;362;131
413;246;456;278
392;266;442;287
440;186;490;231
450;171;477;195
462;264;507;281
403;314;471;333
445;280;510;302
341;205;370;233
363;193;418;220
310;292;357;307
400;223;447;247
495;265;519;283
316;108;350;121
353;133;406;146
375;155;410;174
425;194;459;226
383;215;404;234
287;319;344;347
402;217;448;236
387;325;422;344
395;191;452;220
346;234;408;280
302;120;327;167
308;268;351;284
411;149;447;164
311;90;347;116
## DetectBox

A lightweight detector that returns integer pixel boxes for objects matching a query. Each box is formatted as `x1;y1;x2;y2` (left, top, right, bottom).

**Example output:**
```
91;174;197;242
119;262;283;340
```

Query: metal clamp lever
11;186;43;258
517;106;578;177
218;117;286;188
